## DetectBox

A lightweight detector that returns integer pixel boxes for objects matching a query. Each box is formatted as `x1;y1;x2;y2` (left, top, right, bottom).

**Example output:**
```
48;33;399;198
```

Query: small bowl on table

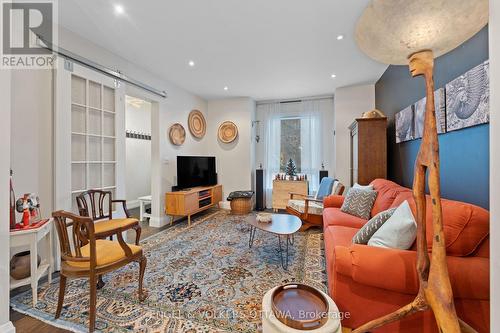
256;212;272;223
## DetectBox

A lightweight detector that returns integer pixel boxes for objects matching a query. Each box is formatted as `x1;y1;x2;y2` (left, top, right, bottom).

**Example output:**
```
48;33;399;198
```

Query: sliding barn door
54;57;125;214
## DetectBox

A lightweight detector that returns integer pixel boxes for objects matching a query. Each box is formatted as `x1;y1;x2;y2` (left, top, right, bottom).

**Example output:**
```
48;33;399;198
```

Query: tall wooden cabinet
349;117;387;186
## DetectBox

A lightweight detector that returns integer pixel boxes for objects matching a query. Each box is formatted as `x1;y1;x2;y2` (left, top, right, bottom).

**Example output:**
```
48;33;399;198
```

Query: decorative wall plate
169;123;186;146
188;109;206;139
218;121;238;143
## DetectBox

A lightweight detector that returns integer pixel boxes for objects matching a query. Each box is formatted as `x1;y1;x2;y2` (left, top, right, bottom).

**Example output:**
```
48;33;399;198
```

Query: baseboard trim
149;216;169;228
0;321;15;333
219;201;231;210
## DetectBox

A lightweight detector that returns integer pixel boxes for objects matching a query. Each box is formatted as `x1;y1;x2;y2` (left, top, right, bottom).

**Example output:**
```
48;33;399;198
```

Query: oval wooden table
245;214;302;270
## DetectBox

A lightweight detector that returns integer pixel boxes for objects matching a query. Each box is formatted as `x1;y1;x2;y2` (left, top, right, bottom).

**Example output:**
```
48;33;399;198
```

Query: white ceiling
59;0;387;101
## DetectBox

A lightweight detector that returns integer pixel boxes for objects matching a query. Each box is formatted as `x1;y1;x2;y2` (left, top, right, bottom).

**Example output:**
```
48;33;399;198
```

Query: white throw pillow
367;200;417;249
330;180;342;195
353;183;374;191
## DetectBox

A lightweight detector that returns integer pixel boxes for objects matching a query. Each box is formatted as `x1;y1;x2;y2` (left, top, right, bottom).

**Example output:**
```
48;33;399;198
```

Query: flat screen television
177;156;217;189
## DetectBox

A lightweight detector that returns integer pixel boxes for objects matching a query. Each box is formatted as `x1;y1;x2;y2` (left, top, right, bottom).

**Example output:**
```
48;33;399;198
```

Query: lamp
353;1;488;333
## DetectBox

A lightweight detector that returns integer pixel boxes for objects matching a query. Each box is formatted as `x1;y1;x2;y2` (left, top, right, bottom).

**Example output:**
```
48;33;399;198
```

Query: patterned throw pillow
340;188;378;220
368;200;417;249
352;207;397;244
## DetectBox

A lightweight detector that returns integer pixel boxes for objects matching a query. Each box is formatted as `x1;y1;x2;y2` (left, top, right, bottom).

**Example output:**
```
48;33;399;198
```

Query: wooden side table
10;220;54;306
272;180;308;211
138;195;152;221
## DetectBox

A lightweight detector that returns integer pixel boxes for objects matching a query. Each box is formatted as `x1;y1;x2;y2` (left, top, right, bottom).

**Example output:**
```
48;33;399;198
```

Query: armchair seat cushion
287;199;323;215
94;218;138;234
67;240;142;268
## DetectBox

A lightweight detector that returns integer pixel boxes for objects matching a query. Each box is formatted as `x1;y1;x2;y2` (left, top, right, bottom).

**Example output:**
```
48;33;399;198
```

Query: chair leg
138;255;147;302
89;274;97;332
55;275;67;319
133;224;142;245
97;275;105;289
300;222;313;231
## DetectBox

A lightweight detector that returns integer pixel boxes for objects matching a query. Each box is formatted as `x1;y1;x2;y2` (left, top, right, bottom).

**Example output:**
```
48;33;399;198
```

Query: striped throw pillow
352;207;397;244
340;188;377;220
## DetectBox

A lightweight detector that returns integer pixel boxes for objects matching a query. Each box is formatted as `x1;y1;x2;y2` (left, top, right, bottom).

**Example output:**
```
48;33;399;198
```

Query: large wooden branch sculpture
352;51;477;333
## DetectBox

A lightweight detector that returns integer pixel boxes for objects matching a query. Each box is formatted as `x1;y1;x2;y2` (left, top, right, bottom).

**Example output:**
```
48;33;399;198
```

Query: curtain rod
256;95;334;105
37;36;167;98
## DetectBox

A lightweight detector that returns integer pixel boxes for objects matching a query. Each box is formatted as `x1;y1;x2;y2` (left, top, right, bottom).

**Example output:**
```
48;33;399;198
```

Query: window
259;98;330;207
280;117;302;172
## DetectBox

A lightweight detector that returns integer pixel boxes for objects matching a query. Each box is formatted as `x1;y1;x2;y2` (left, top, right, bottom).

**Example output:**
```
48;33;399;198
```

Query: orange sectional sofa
323;179;490;332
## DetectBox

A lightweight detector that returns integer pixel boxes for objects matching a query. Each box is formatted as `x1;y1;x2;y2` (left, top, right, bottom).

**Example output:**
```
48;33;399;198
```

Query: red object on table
12;218;49;232
22;209;30;226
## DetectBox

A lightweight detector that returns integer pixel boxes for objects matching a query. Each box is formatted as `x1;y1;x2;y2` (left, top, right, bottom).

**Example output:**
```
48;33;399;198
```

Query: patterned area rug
11;210;326;332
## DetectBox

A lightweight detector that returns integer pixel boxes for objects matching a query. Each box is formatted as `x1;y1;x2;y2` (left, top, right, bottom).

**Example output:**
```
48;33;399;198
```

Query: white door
54;57;126;214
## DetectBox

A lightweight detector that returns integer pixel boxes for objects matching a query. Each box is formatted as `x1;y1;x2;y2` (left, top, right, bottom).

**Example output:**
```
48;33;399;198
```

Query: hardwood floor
11;307;69;333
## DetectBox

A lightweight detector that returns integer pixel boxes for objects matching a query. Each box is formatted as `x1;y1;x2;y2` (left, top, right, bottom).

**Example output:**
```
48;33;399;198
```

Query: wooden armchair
52;211;146;333
76;190;141;245
286;178;345;230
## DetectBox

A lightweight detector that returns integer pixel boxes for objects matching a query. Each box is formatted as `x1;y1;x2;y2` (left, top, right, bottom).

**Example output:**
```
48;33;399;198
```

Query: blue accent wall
375;26;489;209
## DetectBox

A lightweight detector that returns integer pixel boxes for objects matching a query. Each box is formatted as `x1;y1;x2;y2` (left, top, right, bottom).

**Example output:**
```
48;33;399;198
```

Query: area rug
11;210;326;332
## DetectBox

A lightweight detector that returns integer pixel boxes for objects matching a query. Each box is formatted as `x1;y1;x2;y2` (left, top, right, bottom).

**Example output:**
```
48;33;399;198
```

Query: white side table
262;286;342;333
138;195;152;221
10;220;54;307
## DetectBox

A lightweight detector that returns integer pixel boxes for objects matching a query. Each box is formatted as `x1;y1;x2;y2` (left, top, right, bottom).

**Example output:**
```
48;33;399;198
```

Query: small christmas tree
285;158;297;177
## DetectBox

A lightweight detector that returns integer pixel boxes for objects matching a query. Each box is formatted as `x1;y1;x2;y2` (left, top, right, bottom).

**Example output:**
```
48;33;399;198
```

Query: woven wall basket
169;123;186;146
218;121;238;143
188;109;206;139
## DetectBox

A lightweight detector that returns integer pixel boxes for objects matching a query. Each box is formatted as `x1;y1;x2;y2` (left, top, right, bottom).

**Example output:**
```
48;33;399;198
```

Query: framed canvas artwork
446;60;489;132
395;105;414;143
414;88;446;139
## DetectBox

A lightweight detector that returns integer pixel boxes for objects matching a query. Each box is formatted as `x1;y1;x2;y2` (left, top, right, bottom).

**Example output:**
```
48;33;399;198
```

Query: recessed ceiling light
114;4;125;15
336;35;344;40
188;60;195;67
331;74;337;78
223;86;229;91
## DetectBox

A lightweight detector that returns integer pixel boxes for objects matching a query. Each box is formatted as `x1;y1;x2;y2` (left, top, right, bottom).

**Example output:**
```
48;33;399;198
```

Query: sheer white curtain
260;100;324;208
301;100;323;194
261;102;282;208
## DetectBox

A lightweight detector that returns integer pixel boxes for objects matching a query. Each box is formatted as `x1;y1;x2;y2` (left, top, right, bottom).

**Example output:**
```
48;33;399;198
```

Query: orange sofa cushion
403;196;489;257
370;179;490;257
335;243;489;300
323;208;367;229
324;225;358;295
370;179;412;216
323;195;344;208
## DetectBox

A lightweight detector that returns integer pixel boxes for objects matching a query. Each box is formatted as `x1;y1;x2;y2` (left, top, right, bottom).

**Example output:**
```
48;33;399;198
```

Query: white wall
490;0;499;330
207;98;256;205
10;70;53;215
1;70;15;333
333;84;375;187
20;25;209;227
125;98;151;208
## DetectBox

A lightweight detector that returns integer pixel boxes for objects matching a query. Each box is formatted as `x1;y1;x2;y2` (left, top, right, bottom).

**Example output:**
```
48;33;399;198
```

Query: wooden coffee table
245;214;302;270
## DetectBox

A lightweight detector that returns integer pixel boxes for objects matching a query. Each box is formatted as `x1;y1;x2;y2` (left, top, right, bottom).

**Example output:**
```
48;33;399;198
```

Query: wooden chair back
52;210;96;269
76;190;113;221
